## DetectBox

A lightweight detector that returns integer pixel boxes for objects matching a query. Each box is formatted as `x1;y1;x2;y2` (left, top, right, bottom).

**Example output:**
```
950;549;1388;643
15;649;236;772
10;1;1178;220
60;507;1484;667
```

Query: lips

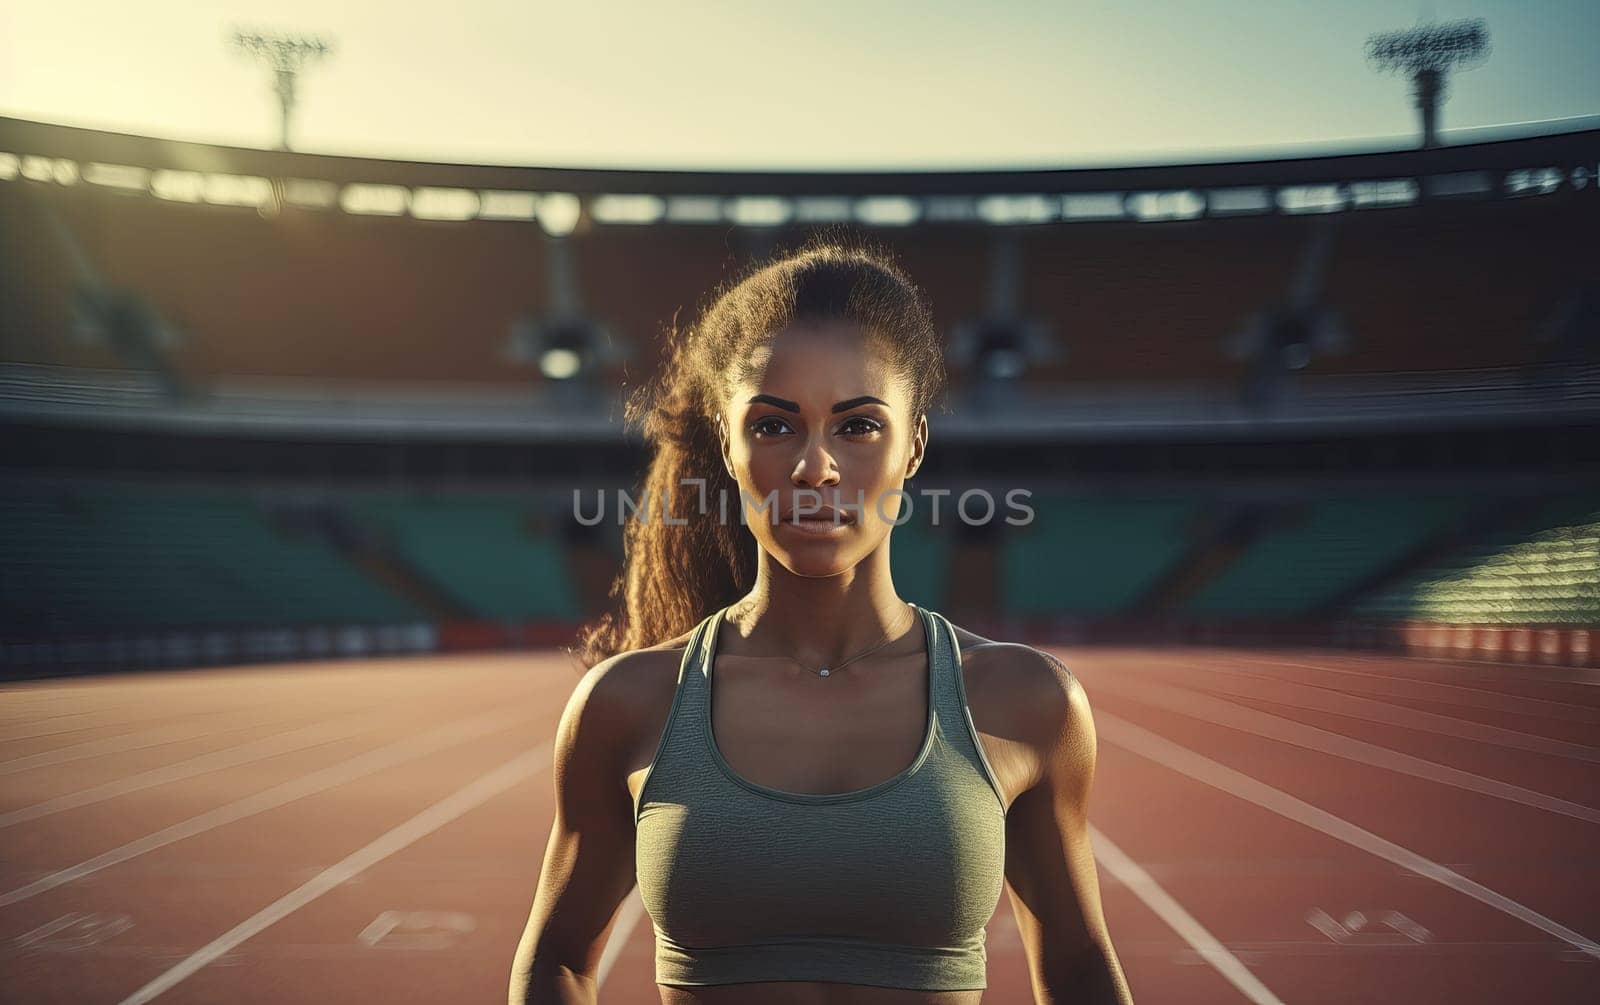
784;504;855;524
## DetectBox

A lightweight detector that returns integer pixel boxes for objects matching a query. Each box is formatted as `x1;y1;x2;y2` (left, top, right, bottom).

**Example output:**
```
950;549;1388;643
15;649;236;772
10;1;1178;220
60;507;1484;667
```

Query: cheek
868;446;910;489
860;489;907;531
854;462;911;528
738;450;787;489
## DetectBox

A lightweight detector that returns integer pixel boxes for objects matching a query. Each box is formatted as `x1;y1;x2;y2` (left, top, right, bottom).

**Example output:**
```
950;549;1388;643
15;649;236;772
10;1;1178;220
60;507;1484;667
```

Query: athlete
511;235;1133;1004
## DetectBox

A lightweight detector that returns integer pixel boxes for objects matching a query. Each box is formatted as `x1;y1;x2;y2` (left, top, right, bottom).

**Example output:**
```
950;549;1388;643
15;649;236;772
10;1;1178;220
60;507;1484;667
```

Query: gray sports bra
633;603;1008;990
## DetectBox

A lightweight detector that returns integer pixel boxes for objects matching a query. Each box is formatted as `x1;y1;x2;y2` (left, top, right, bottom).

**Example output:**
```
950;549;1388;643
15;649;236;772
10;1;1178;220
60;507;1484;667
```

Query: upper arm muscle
1001;649;1121;992
509;654;647;1001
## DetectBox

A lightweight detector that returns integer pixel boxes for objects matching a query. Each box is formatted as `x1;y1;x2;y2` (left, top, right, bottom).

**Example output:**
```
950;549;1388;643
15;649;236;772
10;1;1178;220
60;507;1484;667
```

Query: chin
769;540;858;578
785;559;857;579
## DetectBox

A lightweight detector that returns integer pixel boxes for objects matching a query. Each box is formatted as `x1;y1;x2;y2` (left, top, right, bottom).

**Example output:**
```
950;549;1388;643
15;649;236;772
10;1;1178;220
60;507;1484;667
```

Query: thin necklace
732;601;919;678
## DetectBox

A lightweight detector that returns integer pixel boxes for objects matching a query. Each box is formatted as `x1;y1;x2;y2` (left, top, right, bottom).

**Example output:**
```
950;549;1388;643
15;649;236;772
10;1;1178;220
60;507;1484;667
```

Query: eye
750;416;792;437
839;415;884;436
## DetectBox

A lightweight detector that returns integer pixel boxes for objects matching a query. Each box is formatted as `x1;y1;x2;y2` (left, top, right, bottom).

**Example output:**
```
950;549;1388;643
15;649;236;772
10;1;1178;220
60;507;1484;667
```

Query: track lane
1077;679;1600;943
1082;718;1598;1002
1;706;557;1002
1068;649;1600;999
5;647;1594;1003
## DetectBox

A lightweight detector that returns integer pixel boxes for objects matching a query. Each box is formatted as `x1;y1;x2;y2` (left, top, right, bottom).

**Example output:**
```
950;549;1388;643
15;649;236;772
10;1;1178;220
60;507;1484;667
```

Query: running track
2;646;1596;1003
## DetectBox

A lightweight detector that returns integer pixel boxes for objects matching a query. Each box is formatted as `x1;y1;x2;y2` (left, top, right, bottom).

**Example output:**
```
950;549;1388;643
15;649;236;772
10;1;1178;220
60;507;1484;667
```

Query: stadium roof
3;114;1596;204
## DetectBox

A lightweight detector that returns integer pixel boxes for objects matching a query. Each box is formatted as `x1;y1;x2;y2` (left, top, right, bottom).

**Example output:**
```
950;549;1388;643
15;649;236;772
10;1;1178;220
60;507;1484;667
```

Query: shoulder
555;626;699;775
950;621;1086;730
948;621;1095;791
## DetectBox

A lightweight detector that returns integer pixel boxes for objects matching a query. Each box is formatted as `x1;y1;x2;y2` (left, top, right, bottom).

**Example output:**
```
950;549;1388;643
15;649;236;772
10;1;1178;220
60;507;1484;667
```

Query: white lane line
1093;678;1600;824
0;713;307;777
0;708;116;728
1222;655;1600;724
596;888;648;991
1113;664;1600;764
1089;823;1286;1005
0;711;388;828
1094;709;1600;961
116;743;551;1005
0;706;536;907
0;712;216;745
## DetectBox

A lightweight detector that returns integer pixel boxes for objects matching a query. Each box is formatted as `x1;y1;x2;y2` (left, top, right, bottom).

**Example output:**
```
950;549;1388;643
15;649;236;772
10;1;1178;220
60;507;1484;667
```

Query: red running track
1;646;1596;1003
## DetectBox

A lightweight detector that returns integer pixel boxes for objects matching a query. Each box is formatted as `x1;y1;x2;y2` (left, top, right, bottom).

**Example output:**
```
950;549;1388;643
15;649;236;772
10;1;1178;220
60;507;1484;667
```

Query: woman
510;235;1133;1004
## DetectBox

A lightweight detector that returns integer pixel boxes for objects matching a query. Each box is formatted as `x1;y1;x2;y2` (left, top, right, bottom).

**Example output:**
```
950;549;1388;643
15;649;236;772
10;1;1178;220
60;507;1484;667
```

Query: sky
1;1;1596;171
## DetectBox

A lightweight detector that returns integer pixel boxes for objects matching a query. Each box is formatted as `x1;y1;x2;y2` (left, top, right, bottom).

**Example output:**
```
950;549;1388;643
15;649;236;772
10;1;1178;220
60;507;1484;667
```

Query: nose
790;434;840;489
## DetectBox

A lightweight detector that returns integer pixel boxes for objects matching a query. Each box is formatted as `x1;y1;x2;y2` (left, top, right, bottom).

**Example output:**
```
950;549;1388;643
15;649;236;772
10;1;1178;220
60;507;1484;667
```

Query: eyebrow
747;394;889;414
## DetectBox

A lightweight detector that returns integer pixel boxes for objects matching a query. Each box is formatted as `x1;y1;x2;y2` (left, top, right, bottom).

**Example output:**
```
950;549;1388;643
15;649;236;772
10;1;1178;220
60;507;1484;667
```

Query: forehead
733;321;905;403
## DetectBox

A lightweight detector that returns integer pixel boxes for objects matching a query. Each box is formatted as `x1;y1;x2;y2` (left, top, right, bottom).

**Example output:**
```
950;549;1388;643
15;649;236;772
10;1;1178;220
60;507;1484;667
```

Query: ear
905;413;928;480
716;414;736;480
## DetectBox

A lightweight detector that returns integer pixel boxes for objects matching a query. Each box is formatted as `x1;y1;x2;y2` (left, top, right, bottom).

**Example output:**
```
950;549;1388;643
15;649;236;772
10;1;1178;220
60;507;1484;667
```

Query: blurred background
2;2;1596;673
1;3;1597;1003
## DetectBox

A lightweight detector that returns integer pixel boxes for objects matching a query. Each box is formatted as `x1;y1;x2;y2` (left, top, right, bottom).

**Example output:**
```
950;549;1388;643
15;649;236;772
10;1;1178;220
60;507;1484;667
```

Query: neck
728;548;916;667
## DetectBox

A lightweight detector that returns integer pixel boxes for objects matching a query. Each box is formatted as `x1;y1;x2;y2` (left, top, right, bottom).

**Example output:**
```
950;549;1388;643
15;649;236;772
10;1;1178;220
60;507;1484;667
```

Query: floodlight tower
1366;18;1489;149
232;29;334;151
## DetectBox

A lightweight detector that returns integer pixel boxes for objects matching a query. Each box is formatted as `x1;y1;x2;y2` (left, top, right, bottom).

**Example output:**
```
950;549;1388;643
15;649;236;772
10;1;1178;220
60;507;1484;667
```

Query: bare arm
1002;649;1134;1004
510;655;642;1004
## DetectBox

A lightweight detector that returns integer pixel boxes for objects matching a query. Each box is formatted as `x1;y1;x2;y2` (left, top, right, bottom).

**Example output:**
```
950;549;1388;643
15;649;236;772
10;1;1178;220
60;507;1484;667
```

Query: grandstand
1;114;1596;675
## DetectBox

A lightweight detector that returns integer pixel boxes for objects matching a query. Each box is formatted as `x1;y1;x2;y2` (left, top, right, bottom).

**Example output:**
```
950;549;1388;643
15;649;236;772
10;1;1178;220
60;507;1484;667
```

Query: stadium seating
0;478;424;633
4;475;1595;651
343;492;581;621
3;118;1595;658
1351;494;1600;624
1;183;558;385
1000;497;1198;616
1015;216;1304;383
1318;198;1584;374
6;162;1591;392
1182;495;1488;619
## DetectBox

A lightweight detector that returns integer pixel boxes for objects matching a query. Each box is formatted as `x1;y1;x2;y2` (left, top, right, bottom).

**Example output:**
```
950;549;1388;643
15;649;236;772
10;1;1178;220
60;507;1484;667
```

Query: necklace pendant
819;667;830;677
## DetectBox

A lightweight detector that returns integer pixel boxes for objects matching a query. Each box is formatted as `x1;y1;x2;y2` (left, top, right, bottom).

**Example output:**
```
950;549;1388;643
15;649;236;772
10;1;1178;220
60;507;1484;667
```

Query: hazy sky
1;1;1595;170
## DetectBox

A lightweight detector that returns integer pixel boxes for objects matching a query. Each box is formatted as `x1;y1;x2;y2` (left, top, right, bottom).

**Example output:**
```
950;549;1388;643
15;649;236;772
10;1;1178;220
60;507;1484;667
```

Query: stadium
1;21;1598;1003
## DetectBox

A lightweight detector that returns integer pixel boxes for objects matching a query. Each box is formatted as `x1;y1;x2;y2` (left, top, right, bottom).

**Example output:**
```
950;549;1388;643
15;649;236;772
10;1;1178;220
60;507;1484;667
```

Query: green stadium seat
344;493;580;621
0;479;423;633
1002;497;1197;616
1185;496;1484;619
1352;495;1600;624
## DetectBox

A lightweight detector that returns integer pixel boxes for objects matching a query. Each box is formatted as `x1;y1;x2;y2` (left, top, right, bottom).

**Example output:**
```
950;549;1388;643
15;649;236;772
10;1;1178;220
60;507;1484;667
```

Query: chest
707;656;934;796
625;645;1037;818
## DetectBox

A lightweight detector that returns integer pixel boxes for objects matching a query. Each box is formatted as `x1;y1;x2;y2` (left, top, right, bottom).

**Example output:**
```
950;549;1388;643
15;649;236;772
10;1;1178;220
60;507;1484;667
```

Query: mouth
782;505;856;527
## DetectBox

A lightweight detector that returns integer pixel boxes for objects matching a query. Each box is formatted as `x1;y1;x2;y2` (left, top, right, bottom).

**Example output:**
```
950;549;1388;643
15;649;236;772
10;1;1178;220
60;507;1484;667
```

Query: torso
623;613;1044;1005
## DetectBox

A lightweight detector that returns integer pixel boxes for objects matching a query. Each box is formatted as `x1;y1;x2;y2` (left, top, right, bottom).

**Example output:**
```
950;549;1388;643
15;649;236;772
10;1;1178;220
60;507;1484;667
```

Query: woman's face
717;321;926;578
